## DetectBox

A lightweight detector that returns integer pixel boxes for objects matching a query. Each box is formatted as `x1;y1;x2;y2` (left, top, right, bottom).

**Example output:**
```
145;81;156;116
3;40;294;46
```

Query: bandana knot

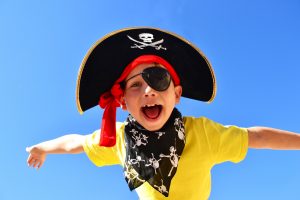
99;84;123;109
98;83;123;147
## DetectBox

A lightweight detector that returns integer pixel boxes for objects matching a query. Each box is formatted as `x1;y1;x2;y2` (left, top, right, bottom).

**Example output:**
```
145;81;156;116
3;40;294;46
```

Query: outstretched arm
26;134;87;169
248;127;300;149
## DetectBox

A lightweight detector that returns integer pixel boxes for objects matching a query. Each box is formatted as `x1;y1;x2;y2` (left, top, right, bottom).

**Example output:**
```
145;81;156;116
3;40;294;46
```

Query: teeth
143;104;158;107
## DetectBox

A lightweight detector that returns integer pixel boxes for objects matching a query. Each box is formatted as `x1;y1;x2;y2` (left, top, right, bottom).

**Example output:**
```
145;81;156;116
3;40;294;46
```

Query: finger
28;158;35;167
28;157;39;168
37;160;44;169
33;160;40;169
27;155;34;166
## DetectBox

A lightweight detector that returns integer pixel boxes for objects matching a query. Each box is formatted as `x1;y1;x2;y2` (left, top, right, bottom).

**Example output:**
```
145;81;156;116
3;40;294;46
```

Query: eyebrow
125;72;142;83
121;72;142;89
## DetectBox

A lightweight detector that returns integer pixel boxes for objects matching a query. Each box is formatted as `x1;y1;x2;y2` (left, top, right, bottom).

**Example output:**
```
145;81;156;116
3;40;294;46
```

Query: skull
153;161;159;168
139;33;154;43
170;146;175;152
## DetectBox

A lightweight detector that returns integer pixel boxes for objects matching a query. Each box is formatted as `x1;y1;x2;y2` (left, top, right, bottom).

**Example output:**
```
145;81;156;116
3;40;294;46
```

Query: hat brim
76;27;216;114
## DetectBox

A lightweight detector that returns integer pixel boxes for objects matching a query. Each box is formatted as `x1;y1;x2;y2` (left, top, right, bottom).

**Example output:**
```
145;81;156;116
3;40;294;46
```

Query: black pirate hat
76;27;216;114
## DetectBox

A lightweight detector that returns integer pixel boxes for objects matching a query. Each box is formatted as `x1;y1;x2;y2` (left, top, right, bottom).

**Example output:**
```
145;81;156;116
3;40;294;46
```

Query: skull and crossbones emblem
145;153;162;174
130;129;149;148
160;146;180;177
127;33;167;50
124;164;145;185
154;179;169;195
127;152;145;167
174;118;185;142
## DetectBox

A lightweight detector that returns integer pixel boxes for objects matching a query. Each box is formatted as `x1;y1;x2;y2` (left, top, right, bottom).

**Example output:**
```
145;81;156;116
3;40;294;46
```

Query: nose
144;85;157;97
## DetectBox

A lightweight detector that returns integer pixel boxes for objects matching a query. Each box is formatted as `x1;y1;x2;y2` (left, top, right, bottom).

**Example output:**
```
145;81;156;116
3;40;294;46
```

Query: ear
119;96;127;110
174;85;182;104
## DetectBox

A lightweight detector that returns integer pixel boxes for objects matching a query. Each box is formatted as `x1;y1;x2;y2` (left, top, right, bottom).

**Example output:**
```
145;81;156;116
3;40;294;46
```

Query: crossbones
145;153;161;174
155;131;166;139
160;146;180;177
154;179;169;195
174;118;185;142
124;164;145;185
127;152;145;167
127;34;167;50
130;129;149;148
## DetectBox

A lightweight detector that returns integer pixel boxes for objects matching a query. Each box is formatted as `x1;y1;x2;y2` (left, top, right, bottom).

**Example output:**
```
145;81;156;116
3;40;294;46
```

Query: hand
26;146;47;169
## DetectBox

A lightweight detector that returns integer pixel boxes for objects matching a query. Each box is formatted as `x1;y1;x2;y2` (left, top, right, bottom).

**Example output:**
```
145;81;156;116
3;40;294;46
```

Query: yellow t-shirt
83;117;248;200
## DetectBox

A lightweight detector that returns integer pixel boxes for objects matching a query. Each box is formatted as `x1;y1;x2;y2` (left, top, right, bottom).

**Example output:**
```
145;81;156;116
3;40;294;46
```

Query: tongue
143;105;161;119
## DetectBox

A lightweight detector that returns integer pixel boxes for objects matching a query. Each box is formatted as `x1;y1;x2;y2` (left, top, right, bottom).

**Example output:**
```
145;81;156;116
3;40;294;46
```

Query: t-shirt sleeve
83;122;124;167
202;118;248;164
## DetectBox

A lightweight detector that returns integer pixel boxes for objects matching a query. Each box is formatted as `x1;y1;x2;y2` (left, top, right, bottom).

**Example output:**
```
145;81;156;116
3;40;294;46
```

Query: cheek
123;93;138;110
165;90;177;104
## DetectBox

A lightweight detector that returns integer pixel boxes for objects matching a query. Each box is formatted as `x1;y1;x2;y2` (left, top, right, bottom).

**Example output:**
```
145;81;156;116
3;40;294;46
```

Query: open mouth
141;104;162;120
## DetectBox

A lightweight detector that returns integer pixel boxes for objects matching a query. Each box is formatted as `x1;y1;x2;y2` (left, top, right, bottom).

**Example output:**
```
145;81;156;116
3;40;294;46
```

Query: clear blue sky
1;0;300;199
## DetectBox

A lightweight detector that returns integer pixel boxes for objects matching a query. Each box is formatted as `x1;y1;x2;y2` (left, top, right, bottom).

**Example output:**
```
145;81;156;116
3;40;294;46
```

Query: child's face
122;63;182;131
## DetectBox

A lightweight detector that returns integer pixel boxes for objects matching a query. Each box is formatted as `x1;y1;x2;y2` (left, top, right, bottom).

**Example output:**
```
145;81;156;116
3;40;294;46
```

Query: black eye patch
124;67;171;91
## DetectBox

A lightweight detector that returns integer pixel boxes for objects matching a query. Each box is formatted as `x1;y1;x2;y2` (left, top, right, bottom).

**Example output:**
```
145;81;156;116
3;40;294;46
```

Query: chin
138;117;167;131
144;124;163;131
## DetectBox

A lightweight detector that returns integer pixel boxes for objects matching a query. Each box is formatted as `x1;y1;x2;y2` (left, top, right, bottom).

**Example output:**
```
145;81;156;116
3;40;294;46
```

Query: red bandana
98;55;180;147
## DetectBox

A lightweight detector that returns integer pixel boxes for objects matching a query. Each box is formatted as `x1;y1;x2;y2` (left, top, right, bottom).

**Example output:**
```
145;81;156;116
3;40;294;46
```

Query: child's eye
130;82;142;88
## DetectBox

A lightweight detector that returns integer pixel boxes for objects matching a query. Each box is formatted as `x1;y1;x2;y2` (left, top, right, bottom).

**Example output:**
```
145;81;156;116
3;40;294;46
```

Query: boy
26;27;300;200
